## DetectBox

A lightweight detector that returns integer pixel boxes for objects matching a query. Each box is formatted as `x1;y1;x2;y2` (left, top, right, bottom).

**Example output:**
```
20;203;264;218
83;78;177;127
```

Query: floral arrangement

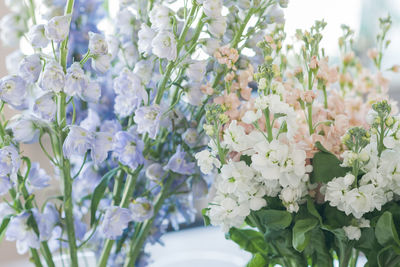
0;0;285;266
197;15;400;267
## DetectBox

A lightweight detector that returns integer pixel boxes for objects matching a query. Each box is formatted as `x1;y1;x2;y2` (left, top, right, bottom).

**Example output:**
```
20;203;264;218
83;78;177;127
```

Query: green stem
307;71;314;134
323;86;328;109
123;176;174;267
264;109;273;142
59;0;75;71
112;170;125;205
30;248;44;267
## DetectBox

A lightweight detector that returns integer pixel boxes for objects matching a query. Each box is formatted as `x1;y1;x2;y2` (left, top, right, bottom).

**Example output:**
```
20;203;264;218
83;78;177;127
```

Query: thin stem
30;248;44;267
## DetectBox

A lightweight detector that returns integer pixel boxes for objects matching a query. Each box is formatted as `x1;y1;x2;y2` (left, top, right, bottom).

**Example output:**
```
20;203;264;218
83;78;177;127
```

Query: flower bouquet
0;0;283;266
197;15;400;267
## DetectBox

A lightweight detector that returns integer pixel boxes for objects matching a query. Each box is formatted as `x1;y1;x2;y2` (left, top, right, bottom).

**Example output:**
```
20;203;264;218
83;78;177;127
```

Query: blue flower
91;132;114;165
0;177;12;196
33;92;57;121
0;75;28;110
26;162;51;192
129;197;154;222
65;62;89;97
165;145;195;175
145;163;165;182
63;126;93;159
134;105;162;139
113;131;144;169
33;204;58;241
6;212;40;254
40;61;65;93
0;146;20;179
18;54;42;83
101;206;132;240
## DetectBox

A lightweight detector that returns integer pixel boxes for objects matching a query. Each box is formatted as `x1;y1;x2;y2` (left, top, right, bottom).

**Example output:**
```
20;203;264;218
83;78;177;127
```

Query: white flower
265;5;285;25
88;32;108;55
195;150;221;174
19;54;42;83
120;42;138;67
33;92;56;121
65;62;88;96
207;16;227;37
80;81;101;103
0;75;28;109
186;60;207;82
133;60;153;85
106;35;120;60
92;54;112;74
149;5;173;30
41;61;65;93
203;0;223;18
201;38;220;56
116;9;135;36
279;186;303;212
138;24;156;54
27;24;49;48
151;31;177;61
222;120;249;152
45;15;71;42
242;109;262;124
343;226;361;240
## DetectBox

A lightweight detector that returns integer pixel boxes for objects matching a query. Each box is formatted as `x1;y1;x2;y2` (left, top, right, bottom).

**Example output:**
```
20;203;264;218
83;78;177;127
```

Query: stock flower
63;126;93;159
101;206;132;240
7;115;40;144
88;32;108;55
195;150;221;174
26;163;51;192
33;92;56;121
165;145;196;175
145;163;165;182
45;15;71;42
92;53;112;73
113;131;145;169
6;212;40;254
130;198;154;222
65;62;88;96
41;61;65;93
18;54;42;83
149;5;173;31
0;75;27;109
27;24;49;48
151;31;177;61
134;105;162;139
343;225;361;240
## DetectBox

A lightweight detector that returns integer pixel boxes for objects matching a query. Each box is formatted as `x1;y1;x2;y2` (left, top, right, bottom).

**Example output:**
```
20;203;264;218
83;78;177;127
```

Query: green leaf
292;218;318;252
246;253;267;267
228;228;267;255
254;209;292;231
90;167;120;226
306;197;322;224
202;208;211;226
375;211;400;247
0;216;11;242
378;245;400;267
306;228;333;267
240;154;252;166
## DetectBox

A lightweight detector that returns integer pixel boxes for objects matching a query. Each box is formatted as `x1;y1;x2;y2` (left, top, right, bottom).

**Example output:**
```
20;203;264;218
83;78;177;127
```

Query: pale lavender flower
88;32;108;55
63;126;93;159
129;197;154;222
182;128;199;148
33;92;56;121
18;54;42;83
65;62;88;96
0;202;14;221
0;145;20;178
80;81;101;103
27;24;49;49
113;131;144;169
7;115;40;144
41;61;65;93
73;163;101;199
0;177;12;195
134;105;162;139
165;145;195;175
100;120;122;135
80;109;100;132
101;206;132;239
145;163;165;182
6;212;40;254
0;75;28;109
91;132;114;165
45;15;71;42
74;218;87;240
33;204;58;241
26;162;51;192
91;53;111;73
191;177;208;199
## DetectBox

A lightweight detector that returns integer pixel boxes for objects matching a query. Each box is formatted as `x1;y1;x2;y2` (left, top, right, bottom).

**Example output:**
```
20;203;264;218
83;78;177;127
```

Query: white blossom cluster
196;93;312;232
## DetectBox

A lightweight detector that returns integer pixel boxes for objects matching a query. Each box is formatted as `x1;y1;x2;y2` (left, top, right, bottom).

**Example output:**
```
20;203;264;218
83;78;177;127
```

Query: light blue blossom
45;15;72;42
0;145;20;178
27;24;49;49
7;115;40;144
129;197;154;222
65;62;88;97
165;145;195;175
0;75;28;109
81;81;101;103
18;54;42;83
182;128;199;148
91;53;111;73
113;131;144;169
145;163;165;182
100;120;122;135
0;177;12;195
0;202;14;221
33;203;58;241
6;212;40;254
134;105;162;139
33;92;56;121
63;126;93;159
101;206;132;240
74;217;87;240
80;109;100;132
88;31;108;55
91;132;114;165
73;163;101;199
191;177;208;199
26;162;51;192
40;61;65;93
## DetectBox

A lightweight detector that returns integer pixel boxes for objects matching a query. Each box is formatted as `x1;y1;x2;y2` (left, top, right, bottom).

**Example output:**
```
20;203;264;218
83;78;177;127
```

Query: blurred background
1;0;400;265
